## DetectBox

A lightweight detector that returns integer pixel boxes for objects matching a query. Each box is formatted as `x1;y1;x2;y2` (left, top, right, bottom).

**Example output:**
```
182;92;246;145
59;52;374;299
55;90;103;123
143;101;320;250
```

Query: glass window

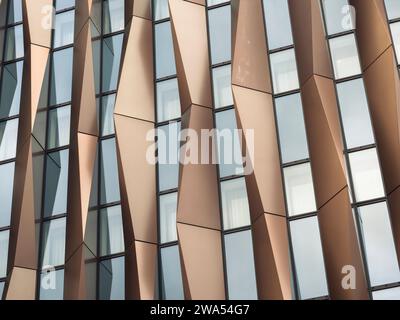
101;94;116;136
155;22;176;79
39;269;64;300
0;118;18;161
4;25;24;61
349;148;385;202
0;61;23;119
99;256;125;300
212;65;233;109
154;0;169;20
275;93;309;163
207;0;228;6
158;122;180;192
7;0;23;24
358;202;400;286
50;48;73;105
102;34;123;92
336;79;374;149
0;282;4;298
221;178;251;231
270;49;299;94
329;34;361;79
224;230;258;300
322;0;355;35
103;0;124;34
160;192;178;244
385;0;400;20
100;138;121;204
92;39;101;94
284;163;316;216
41;217;66;268
53;10;75;48
156;78;181;123
390;22;400;61
0;162;15;228
47;106;71;149
56;0;75;11
263;0;293;50
215;109;243;177
44;150;69;217
290;217;328;300
100;205;124;256
0;230;9;278
373;287;400;300
161;245;184;300
208;5;231;65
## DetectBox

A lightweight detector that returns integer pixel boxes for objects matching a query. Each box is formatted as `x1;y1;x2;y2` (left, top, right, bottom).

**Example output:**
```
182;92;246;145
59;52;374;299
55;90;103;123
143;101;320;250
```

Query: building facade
0;0;400;300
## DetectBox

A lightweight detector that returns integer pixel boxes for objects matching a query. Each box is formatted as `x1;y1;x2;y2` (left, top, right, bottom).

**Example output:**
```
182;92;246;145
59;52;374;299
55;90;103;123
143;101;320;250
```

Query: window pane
156;78;181;123
0;230;9;278
100;205;125;256
215;109;243;177
207;0;228;6
154;0;169;20
390;22;400;61
0;162;15;228
322;0;354;35
221;178;251;230
56;0;75;11
0;282;4;298
103;0;124;34
337;79;374;149
329;34;361;79
50;48;73;105
358;202;400;286
155;22;176;79
41;217;66;267
99;256;125;300
224;230;258;300
0;61;23;119
270;49;299;94
385;0;400;20
290;217;328;300
7;0;23;24
101;94;116;136
349;148;385;202
161;245;184;300
53;10;75;48
44;150;69;217
208;5;231;64
100;138;121;204
212;65;233;109
160;192;178;244
373;287;400;300
39;269;64;300
102;34;123;92
284;163;316;216
92;39;101;94
158;122;180;192
4;25;24;61
263;0;293;50
47;106;71;149
275;94;308;163
0;118;18;161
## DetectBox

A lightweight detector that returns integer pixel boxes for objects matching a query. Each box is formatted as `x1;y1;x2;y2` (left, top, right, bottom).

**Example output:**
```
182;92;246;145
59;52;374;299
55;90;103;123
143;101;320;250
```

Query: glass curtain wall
385;0;400;66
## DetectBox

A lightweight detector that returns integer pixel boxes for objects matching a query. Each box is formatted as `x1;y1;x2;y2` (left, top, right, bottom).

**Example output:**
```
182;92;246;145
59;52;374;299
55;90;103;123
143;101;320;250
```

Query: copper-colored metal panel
232;85;286;220
177;105;221;230
350;0;392;71
252;214;292;300
288;0;333;84
3;267;36;300
114;17;154;123
23;0;53;47
135;241;158;300
64;245;88;300
114;114;157;244
169;0;213;111
388;188;400;261
125;0;151;22
318;188;369;300
177;223;225;300
231;0;271;93
0;0;7;62
301;76;346;208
